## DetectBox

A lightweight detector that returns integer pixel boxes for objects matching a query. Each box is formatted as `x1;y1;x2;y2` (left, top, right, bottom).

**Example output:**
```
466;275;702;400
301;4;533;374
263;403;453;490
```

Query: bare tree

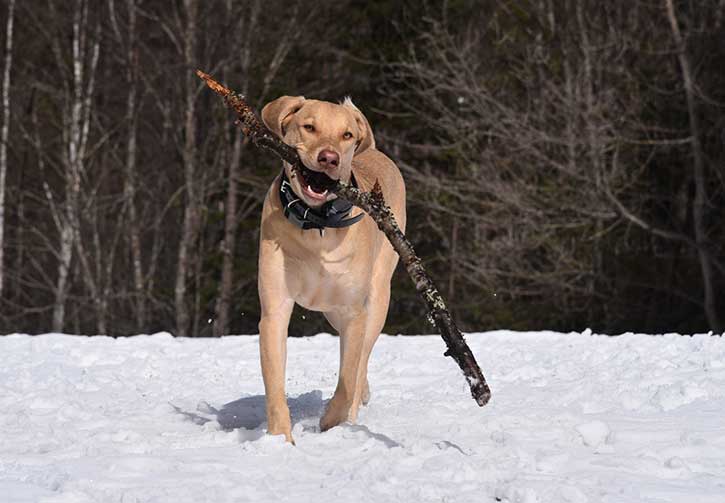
381;2;706;328
0;0;15;298
43;0;102;332
108;0;146;330
211;0;259;337
664;0;721;331
174;0;200;336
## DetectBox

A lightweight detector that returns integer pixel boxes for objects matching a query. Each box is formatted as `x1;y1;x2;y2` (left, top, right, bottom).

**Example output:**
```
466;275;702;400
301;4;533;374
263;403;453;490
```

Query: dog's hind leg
356;283;392;408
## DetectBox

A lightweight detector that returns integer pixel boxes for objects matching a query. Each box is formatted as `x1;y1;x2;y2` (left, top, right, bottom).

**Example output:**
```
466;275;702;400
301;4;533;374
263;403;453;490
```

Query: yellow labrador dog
258;96;406;443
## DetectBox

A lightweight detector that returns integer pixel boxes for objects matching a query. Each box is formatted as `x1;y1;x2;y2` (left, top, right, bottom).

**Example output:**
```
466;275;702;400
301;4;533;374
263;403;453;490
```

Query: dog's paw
267;424;294;444
267;406;294;444
267;426;294;444
319;411;346;432
320;397;351;432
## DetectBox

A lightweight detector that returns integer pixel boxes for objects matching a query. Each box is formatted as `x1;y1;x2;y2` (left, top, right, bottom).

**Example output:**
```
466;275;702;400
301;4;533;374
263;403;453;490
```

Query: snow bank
1;331;724;502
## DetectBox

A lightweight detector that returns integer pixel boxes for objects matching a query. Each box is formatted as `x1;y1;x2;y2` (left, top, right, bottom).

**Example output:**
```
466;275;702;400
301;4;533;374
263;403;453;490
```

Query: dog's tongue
301;167;336;192
303;184;328;201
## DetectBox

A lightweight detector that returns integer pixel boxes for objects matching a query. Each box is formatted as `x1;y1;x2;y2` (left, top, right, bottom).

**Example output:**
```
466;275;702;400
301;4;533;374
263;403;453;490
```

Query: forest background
1;0;723;337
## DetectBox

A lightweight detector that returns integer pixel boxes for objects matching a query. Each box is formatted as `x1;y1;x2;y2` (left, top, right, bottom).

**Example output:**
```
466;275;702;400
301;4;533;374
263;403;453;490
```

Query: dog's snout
317;150;339;169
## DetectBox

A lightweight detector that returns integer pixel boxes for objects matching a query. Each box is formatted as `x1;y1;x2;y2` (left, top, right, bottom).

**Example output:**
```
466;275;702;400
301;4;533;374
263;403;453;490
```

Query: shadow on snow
171;390;326;431
170;390;401;447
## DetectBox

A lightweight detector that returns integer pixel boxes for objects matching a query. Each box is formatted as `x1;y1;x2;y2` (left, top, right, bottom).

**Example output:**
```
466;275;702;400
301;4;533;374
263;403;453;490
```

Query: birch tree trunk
111;0;145;330
213;0;259;337
0;0;15;298
127;1;145;331
175;0;199;337
51;0;101;333
665;0;722;332
212;131;242;337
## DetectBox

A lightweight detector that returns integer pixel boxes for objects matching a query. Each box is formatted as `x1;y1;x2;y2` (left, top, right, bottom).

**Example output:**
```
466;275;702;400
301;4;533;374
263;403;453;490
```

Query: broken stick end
476;390;492;407
196;69;231;98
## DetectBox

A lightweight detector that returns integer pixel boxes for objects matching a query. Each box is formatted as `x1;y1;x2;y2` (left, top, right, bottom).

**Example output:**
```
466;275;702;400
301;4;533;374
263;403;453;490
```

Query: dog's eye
343;131;353;140
303;124;315;132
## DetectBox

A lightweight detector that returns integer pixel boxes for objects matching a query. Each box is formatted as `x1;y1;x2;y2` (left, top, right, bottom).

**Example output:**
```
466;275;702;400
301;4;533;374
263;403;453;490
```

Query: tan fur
258;96;406;443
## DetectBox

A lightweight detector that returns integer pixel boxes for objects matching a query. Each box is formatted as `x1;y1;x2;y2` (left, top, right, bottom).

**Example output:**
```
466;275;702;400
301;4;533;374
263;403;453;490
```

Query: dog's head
262;96;374;207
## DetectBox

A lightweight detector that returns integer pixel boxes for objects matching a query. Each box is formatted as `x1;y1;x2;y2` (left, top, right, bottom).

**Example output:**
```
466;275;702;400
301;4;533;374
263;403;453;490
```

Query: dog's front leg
259;298;294;443
320;311;367;431
258;240;295;443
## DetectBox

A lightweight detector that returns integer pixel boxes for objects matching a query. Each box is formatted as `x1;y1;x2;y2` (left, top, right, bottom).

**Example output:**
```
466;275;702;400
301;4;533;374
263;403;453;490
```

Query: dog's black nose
317;150;339;169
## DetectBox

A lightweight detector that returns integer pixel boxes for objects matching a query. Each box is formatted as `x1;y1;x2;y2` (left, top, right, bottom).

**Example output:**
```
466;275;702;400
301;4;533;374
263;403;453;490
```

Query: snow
1;330;725;502
574;420;610;449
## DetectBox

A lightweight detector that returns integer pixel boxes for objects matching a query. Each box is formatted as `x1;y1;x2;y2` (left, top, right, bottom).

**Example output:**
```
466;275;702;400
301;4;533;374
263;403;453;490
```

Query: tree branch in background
197;69;491;407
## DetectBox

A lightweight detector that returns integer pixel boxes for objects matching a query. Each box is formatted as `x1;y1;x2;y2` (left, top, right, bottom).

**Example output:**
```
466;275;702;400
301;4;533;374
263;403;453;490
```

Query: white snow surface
1;330;725;503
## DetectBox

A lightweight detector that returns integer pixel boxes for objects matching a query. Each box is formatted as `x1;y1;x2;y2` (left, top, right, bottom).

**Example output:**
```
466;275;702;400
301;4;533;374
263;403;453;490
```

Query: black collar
279;170;364;233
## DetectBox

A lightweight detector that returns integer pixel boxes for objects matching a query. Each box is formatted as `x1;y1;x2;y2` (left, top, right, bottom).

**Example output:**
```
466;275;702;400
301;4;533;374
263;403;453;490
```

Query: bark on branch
197;69;492;406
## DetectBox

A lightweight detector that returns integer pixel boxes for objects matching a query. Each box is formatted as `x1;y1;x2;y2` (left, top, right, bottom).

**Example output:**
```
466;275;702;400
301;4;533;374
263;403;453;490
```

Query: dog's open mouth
296;165;337;201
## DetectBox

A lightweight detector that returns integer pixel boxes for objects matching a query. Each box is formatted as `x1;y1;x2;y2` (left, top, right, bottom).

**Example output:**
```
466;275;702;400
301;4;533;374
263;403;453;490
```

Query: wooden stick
197;70;492;407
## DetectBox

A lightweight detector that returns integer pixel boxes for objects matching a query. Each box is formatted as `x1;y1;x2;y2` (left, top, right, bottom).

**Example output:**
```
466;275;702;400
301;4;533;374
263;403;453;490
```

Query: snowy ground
1;331;724;503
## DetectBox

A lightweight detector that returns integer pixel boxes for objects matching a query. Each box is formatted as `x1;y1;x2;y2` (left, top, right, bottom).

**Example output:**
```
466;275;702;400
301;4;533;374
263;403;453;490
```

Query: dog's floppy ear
342;97;375;155
261;96;306;137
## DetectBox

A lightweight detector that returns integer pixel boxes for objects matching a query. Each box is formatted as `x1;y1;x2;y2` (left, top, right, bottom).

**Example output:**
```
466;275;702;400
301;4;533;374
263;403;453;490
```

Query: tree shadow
171;390;326;432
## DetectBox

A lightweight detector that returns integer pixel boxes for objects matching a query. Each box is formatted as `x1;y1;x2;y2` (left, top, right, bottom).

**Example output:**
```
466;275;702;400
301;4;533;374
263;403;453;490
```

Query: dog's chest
286;231;375;311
